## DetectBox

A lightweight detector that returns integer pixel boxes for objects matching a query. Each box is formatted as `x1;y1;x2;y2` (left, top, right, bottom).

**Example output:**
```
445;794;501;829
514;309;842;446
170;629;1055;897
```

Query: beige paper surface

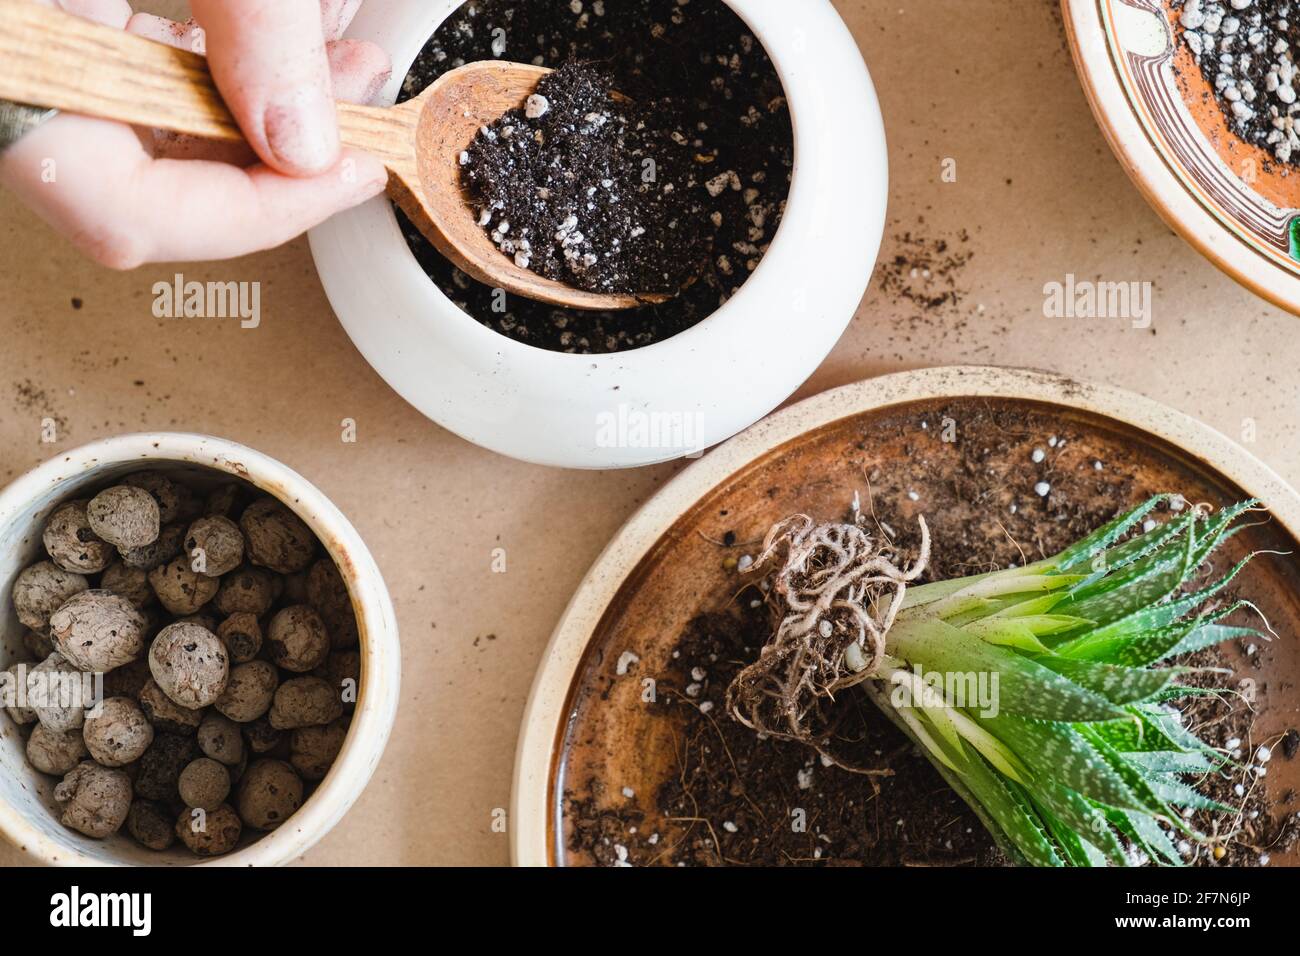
1;1;1298;866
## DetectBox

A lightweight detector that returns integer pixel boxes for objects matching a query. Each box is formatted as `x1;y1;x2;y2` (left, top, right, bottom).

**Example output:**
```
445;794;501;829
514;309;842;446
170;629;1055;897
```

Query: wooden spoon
0;0;667;311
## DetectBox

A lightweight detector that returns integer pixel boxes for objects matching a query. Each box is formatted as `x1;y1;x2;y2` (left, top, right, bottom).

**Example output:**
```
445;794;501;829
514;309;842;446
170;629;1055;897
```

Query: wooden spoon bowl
357;62;668;310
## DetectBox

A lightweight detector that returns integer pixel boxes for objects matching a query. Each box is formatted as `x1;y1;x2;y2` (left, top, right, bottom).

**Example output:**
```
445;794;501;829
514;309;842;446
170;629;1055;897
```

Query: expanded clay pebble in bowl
2;475;352;854
0;436;400;866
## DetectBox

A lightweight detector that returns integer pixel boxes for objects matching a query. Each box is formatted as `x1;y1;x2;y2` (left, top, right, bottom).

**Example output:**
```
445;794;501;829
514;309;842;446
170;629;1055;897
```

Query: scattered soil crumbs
869;223;998;361
401;0;793;353
12;379;68;437
565;401;1298;866
463;63;706;296
877;230;975;315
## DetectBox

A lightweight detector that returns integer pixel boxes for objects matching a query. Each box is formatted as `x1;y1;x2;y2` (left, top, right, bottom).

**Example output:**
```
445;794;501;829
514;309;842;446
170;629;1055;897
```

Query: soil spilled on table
400;0;793;353
877;230;975;315
564;401;1299;866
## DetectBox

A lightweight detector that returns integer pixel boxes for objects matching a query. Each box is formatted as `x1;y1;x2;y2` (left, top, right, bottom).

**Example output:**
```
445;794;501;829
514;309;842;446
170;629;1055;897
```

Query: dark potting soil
659;595;1007;867
1178;652;1300;867
400;0;794;353
463;64;706;297
565;403;1298;866
1173;0;1300;167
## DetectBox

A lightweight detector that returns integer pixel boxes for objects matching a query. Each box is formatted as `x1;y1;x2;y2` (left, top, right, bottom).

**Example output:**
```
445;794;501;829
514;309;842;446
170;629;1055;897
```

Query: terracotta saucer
512;366;1300;866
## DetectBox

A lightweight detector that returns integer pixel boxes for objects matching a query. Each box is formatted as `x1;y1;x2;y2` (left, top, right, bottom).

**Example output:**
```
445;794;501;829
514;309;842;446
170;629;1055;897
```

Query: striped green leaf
1049;555;1255;660
1037;657;1185;706
888;618;1127;721
1056;496;1169;570
982;714;1147;812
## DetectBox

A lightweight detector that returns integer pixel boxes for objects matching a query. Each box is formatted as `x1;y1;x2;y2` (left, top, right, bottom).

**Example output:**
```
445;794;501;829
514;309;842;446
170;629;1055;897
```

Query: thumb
191;0;339;177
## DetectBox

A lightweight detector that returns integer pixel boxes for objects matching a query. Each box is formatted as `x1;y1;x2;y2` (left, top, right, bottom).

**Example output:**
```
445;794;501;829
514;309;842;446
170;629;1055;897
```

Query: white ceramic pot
0;434;400;866
310;0;887;469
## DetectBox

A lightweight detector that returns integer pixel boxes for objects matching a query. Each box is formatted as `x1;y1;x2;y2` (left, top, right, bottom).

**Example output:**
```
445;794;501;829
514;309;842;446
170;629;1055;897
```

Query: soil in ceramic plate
555;397;1300;866
399;0;793;353
1167;0;1300;209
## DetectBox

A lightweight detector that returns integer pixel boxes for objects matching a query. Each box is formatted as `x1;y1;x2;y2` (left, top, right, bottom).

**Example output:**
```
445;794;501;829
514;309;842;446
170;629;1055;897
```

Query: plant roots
726;513;930;765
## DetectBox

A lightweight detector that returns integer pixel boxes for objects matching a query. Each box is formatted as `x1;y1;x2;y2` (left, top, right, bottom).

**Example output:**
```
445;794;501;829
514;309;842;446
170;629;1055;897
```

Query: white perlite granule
525;94;550;119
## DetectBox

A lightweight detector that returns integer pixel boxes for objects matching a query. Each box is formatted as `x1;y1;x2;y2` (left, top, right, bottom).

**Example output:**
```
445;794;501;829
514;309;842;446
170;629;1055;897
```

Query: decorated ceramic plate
1064;0;1300;313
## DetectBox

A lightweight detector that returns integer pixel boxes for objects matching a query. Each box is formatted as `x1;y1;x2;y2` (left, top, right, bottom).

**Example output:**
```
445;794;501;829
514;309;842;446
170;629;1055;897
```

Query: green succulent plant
731;496;1267;866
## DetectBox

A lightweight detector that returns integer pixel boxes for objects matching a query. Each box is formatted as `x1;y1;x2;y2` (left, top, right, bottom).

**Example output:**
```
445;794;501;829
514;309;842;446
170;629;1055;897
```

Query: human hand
0;0;392;268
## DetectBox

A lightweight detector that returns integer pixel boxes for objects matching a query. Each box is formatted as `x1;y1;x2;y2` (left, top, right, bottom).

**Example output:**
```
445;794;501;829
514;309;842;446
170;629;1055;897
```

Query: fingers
2;0;391;267
190;0;338;177
327;40;392;106
0;115;388;268
126;12;205;52
125;15;390;164
127;14;256;166
132;149;388;263
319;0;364;41
131;3;367;51
129;14;390;110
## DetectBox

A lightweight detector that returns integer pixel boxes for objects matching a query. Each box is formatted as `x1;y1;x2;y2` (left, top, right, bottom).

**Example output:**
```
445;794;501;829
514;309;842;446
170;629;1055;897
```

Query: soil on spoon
462;63;707;297
564;402;1299;866
400;0;794;354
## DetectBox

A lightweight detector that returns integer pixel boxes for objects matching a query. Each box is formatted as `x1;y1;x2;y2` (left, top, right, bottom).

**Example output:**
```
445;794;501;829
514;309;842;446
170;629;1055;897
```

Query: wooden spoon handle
0;0;409;165
0;0;241;140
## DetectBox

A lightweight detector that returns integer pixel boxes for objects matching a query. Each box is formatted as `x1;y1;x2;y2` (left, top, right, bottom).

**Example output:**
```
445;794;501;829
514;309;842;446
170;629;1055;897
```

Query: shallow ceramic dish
1064;0;1300;313
310;0;888;469
512;365;1300;866
0;434;400;866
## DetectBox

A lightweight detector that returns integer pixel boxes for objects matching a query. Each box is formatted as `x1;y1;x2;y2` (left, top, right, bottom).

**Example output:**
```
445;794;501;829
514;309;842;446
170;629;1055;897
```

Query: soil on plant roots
564;401;1299;866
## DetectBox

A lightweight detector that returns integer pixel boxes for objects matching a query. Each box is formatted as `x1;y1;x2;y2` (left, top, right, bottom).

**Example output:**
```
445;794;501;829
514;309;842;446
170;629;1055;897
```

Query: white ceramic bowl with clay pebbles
0;434;400;866
310;0;888;469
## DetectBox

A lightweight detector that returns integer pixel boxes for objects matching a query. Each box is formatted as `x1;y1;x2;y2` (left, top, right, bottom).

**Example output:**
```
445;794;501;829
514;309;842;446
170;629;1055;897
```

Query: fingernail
354;156;390;196
361;67;393;106
264;86;339;175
